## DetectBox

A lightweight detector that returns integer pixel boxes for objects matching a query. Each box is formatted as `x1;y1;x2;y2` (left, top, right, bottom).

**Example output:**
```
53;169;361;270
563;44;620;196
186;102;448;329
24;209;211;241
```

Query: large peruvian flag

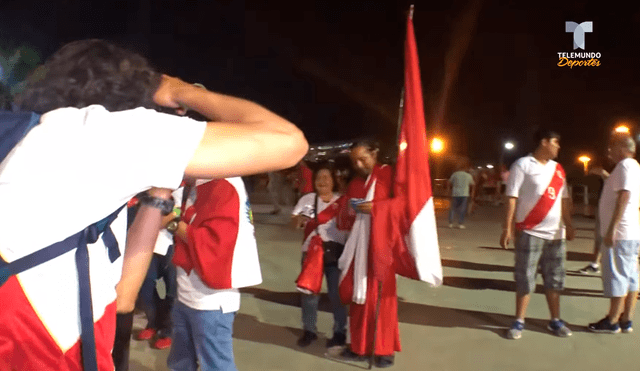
370;10;443;286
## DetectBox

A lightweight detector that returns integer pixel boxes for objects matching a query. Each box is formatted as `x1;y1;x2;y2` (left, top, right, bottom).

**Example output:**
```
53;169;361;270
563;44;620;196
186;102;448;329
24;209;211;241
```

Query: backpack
0;111;41;162
0;111;124;371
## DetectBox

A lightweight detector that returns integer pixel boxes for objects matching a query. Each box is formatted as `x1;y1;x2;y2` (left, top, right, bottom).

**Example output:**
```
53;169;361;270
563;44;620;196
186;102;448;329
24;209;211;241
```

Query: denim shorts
514;232;566;294
601;240;640;297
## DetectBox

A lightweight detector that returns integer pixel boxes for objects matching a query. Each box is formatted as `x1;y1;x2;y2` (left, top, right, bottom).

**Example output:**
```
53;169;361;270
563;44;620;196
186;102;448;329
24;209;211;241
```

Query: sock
552;318;560;322
515;318;525;324
591;263;599;268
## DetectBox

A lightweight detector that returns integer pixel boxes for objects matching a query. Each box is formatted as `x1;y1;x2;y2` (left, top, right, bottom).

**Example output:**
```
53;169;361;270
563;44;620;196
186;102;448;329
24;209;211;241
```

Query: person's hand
604;229;615;248
565;225;575;241
293;215;310;229
356;201;373;214
588;167;610;178
500;228;512;249
152;75;195;115
161;211;178;228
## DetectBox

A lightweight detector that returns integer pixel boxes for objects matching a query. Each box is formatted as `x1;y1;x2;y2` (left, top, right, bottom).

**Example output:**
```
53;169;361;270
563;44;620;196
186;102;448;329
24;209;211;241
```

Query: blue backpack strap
0;232;82;286
0;111;41;163
0;205;125;286
75;204;126;371
0;204;125;371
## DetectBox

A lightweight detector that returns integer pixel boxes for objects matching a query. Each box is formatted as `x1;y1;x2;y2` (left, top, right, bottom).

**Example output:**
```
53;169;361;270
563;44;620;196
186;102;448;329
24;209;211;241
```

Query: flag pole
368;6;414;369
395;89;405;144
395;4;414;143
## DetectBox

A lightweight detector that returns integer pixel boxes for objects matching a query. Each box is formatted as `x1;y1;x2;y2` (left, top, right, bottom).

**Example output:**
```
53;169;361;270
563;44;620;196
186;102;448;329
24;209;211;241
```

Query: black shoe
340;348;366;361
375;355;395;368
326;332;346;348
578;263;600;274
296;331;317;347
588;317;621;334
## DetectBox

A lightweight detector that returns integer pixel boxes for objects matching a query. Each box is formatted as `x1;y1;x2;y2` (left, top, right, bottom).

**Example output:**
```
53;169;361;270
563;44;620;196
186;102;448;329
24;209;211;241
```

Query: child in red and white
168;177;261;371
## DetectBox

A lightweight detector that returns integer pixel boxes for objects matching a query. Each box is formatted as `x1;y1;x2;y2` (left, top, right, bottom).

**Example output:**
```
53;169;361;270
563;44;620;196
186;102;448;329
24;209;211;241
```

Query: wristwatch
138;194;175;216
166;219;180;234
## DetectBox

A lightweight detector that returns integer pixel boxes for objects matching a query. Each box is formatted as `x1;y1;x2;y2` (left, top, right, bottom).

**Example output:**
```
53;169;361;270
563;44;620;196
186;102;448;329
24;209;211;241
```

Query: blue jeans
167;301;237;371
301;253;348;336
448;196;468;225
136;247;176;337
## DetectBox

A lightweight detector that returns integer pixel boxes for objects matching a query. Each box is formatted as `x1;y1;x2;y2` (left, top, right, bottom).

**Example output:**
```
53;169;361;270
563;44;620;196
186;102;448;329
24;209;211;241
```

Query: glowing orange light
615;125;630;133
430;138;444;153
578;155;591;174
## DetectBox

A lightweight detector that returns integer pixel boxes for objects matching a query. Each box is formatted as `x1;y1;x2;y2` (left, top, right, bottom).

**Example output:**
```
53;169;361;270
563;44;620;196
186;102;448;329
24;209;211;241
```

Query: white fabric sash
338;178;376;305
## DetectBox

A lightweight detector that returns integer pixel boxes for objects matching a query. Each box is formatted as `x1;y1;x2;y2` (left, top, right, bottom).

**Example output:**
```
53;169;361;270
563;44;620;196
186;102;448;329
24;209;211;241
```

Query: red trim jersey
172;177;262;311
506;156;569;240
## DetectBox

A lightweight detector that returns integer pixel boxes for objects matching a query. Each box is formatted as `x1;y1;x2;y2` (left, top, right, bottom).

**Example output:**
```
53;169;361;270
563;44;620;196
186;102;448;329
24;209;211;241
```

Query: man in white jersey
0;39;307;371
500;129;575;340
588;133;640;334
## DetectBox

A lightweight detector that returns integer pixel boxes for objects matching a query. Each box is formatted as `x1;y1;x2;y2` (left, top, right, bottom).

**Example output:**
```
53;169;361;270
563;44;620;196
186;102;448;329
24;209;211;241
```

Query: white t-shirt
449;171;474;197
177;268;240;313
598;158;640;241
506;155;569;240
0;105;206;351
292;192;348;252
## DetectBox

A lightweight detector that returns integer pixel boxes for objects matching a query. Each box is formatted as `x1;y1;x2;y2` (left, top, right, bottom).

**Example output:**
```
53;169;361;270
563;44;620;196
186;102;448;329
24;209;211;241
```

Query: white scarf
338;178;376;305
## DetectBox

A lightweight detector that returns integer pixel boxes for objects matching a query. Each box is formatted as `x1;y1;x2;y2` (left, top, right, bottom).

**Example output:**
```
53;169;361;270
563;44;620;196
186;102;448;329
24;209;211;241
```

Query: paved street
129;203;640;371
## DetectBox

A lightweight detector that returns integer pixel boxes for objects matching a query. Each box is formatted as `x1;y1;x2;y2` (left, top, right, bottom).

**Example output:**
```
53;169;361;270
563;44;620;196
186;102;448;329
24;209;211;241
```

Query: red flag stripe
370;9;442;286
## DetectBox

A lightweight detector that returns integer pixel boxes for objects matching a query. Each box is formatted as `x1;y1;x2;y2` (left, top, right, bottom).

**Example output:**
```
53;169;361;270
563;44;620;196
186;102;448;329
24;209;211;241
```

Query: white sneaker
448;224;454;228
458;225;466;229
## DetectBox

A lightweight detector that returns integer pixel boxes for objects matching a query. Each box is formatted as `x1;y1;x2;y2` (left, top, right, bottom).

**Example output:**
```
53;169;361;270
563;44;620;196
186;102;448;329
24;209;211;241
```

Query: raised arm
153;76;308;179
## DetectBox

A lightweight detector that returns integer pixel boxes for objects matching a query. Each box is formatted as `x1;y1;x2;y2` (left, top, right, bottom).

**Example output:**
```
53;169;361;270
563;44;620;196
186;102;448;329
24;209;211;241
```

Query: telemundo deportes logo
557;21;601;68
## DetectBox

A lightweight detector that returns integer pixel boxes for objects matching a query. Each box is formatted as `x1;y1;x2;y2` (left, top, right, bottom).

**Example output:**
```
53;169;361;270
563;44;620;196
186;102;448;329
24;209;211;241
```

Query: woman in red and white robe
337;142;399;368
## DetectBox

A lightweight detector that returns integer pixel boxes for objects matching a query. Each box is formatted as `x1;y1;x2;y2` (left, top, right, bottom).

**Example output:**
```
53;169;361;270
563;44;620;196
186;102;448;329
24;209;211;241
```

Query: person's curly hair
14;39;162;113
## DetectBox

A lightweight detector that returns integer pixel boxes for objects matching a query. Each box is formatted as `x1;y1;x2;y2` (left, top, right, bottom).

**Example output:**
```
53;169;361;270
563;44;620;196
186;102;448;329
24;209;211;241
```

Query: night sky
2;0;640;177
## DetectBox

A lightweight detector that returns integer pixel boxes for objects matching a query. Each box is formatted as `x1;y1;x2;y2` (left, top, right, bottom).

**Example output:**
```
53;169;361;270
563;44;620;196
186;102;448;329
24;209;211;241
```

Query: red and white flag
371;10;443;286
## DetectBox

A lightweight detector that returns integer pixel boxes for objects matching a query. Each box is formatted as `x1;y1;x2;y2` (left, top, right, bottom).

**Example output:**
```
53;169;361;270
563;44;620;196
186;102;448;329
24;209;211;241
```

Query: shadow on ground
240;287;590;344
443;277;602;297
442;258;512;273
478;246;596;262
233;313;333;358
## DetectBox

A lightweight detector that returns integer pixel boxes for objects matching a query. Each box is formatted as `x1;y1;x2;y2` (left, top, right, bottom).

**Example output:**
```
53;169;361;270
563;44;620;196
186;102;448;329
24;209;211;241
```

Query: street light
615;125;630;133
500;140;516;169
578;155;591;175
430;137;444;154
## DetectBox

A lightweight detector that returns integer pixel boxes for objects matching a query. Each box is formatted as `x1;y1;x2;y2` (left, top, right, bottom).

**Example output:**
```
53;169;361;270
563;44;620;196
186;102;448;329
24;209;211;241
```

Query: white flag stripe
408;197;443;287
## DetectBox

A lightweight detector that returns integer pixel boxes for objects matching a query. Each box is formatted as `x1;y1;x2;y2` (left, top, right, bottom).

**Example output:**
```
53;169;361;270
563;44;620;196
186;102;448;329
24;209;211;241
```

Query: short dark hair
351;139;380;152
14;39;162;114
533;129;561;145
312;162;338;192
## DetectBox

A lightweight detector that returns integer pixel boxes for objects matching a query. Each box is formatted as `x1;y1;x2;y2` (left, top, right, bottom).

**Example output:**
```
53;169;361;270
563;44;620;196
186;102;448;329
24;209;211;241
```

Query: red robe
339;164;400;356
299;164;314;194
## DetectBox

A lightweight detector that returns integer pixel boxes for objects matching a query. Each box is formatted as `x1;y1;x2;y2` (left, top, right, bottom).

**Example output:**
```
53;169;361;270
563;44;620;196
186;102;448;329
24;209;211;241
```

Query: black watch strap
138;194;175;216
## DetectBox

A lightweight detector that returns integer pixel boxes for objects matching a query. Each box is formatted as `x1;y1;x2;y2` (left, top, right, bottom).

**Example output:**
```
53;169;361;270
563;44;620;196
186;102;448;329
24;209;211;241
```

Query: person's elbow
281;125;309;168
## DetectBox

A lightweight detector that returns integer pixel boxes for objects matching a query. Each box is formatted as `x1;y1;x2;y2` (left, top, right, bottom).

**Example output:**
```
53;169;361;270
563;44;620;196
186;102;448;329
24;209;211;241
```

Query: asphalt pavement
129;202;640;371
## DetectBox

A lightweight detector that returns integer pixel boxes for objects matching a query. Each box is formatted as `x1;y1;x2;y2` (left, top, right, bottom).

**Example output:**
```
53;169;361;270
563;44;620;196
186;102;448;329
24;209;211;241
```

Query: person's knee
514;271;536;294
